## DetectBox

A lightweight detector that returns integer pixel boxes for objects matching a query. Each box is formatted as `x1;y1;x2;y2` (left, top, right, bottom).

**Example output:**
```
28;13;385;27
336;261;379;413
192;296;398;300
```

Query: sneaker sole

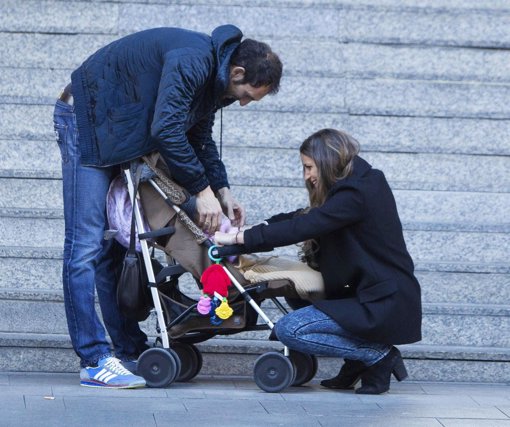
80;380;146;389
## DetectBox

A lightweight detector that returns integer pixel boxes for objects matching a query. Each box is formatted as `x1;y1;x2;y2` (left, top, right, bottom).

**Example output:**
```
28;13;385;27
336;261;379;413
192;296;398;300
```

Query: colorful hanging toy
198;263;234;324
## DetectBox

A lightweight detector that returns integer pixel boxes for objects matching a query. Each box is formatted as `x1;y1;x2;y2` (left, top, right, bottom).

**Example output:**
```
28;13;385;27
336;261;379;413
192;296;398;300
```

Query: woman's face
301;154;318;187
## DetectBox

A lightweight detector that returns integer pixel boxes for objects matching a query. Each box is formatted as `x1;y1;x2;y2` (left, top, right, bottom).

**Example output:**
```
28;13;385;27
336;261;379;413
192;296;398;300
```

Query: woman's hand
214;230;244;246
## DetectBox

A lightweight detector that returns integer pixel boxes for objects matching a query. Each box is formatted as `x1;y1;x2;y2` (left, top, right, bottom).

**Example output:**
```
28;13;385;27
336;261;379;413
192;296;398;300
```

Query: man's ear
230;66;245;83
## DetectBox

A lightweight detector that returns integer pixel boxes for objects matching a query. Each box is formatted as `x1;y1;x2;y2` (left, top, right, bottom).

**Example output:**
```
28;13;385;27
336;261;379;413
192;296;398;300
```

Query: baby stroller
114;153;325;392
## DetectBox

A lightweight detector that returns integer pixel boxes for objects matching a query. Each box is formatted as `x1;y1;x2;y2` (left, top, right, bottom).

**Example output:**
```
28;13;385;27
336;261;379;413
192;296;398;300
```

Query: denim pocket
53;122;69;163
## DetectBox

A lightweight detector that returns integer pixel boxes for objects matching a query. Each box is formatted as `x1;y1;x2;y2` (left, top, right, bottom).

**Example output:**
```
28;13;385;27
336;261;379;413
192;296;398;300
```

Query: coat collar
351;155;372;178
328;156;372;195
210;25;243;105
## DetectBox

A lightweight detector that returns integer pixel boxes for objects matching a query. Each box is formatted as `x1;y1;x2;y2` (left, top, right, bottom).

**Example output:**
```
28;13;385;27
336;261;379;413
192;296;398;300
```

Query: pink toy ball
197;295;212;315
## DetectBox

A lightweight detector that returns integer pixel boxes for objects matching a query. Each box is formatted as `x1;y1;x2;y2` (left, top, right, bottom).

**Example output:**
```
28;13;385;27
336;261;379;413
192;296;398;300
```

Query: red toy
200;264;231;298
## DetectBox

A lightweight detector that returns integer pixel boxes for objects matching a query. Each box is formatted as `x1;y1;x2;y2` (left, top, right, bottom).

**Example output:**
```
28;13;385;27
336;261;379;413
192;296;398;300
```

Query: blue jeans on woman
275;305;390;366
53;100;147;367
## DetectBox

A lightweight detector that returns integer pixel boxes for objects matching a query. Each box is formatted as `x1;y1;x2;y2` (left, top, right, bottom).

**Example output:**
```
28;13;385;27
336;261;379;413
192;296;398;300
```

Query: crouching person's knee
274;314;296;347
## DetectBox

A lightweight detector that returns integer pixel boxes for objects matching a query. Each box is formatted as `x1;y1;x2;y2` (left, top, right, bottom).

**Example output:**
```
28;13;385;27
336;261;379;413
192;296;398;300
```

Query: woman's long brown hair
298;129;360;268
300;128;360;207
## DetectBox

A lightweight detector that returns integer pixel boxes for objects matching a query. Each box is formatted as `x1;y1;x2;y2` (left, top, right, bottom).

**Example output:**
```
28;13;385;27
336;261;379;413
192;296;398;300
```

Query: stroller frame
124;165;318;392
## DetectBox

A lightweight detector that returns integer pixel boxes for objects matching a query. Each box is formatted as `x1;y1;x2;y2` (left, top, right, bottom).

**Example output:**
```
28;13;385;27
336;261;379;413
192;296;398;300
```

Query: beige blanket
237;254;325;300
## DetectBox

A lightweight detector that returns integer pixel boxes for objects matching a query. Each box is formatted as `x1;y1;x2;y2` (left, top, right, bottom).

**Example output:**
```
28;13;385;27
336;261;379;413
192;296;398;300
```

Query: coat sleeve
265;209;304;224
151;48;214;195
245;186;365;252
186;114;229;192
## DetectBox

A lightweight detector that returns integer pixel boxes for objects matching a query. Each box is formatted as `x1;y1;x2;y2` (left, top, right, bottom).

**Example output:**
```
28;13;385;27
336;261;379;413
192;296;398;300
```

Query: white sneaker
80;356;146;388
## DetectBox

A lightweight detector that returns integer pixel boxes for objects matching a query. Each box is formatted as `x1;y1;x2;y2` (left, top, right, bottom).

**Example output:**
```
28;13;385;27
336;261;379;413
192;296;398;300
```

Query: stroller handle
210;244;248;258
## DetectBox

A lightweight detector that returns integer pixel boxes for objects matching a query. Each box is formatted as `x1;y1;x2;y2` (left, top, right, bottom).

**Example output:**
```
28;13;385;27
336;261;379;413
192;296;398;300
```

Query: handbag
116;166;153;321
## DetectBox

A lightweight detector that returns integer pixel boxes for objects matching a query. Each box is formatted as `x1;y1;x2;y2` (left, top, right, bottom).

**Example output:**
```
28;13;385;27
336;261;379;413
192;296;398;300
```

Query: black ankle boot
355;347;408;395
320;359;367;389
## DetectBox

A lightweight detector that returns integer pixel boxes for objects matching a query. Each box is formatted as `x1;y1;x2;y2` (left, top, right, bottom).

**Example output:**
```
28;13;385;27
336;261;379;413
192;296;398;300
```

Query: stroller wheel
171;342;203;382
170;348;182;383
137;348;180;388
288;351;318;386
253;351;294;393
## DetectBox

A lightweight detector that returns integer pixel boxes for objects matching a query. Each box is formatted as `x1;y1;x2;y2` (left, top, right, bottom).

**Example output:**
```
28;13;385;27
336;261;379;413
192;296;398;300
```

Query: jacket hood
211;24;243;102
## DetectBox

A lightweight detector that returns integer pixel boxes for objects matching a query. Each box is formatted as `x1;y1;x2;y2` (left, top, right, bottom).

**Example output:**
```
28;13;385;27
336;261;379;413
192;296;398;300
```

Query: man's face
224;66;271;106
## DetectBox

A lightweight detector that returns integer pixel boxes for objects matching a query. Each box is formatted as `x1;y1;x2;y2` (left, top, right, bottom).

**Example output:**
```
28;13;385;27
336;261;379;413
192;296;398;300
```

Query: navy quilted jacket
71;25;242;194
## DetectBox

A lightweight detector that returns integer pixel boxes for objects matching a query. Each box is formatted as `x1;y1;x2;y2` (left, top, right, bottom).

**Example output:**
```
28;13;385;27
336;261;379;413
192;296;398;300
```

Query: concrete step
417;271;510;305
1;246;508;306
0;212;510;271
2;107;510;158
184;303;510;349
0;255;62;293
338;4;510;49
4;32;510;84
1;183;509;235
3;0;510;48
2;240;506;276
237;187;510;233
0;182;62;210
1;213;509;265
225;149;510;193
0;0;118;35
340;42;510;83
0;289;508;348
200;340;510;384
342;78;510;119
0;332;508;384
4;66;510;120
117;2;510;49
3;140;510;193
0;105;54;141
0;176;507;241
0;67;73;105
0;33;115;70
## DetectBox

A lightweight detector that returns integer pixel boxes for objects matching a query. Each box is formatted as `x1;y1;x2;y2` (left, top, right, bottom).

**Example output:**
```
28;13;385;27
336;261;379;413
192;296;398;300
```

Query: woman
214;128;422;394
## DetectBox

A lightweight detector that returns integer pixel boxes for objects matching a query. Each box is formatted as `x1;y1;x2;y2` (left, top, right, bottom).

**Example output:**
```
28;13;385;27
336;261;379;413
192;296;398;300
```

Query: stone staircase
0;0;509;383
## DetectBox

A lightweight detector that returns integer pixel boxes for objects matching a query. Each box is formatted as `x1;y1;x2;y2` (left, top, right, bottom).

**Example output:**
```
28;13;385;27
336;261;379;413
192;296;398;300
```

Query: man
53;24;282;388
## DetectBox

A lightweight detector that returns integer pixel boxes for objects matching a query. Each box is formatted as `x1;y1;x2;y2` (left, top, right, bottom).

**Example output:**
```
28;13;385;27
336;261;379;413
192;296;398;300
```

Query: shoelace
103;357;132;376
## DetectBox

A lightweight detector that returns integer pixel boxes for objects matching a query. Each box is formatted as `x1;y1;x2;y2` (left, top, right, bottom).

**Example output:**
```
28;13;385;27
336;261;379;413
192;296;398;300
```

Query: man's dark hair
229;39;283;94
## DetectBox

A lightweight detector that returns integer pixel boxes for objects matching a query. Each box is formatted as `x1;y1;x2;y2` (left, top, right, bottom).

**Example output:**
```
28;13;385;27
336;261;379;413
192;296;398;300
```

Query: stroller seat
138;151;324;299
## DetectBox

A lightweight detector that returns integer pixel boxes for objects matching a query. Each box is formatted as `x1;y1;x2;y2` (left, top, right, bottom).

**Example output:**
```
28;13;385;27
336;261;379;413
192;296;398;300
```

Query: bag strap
128;165;143;255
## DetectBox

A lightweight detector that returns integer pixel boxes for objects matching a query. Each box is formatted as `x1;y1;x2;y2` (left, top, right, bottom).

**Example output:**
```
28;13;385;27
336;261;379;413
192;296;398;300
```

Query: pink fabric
106;175;150;252
107;174;238;262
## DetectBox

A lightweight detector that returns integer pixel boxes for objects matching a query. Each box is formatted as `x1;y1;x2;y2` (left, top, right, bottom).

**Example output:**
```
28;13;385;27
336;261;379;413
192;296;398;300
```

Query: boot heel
392;357;408;382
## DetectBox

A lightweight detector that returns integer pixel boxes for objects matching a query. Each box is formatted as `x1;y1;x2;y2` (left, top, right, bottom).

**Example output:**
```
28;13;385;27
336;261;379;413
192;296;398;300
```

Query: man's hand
195;186;222;232
216;187;246;227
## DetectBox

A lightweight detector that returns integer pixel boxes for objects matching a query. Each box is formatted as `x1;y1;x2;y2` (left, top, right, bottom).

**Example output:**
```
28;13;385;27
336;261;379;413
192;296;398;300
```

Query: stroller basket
159;288;247;339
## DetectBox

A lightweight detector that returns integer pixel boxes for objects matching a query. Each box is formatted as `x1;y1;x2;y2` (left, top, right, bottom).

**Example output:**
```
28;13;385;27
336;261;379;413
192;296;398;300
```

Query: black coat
71;25;241;194
244;156;422;344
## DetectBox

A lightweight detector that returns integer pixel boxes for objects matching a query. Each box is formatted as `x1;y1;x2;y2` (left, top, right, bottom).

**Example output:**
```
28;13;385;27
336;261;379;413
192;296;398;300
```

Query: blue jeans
96;238;149;360
275;305;390;366
53;100;147;367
